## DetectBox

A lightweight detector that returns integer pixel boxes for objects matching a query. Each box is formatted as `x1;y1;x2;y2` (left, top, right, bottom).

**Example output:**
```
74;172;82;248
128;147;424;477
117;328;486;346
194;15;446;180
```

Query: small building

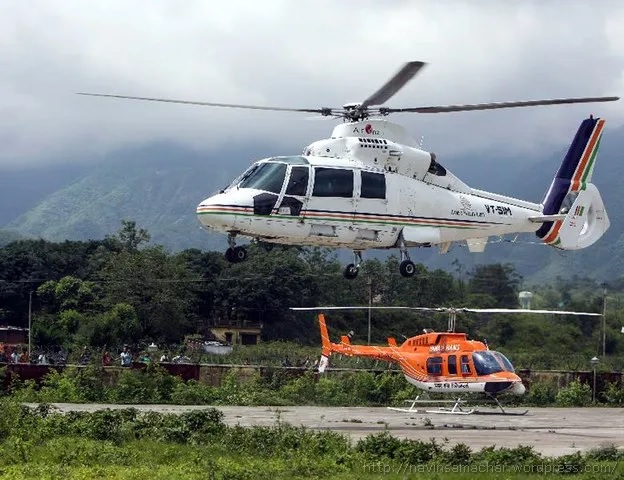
209;321;262;345
0;326;28;345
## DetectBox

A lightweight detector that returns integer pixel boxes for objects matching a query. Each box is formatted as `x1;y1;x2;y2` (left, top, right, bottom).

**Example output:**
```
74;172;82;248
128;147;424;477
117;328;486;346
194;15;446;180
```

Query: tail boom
317;314;400;364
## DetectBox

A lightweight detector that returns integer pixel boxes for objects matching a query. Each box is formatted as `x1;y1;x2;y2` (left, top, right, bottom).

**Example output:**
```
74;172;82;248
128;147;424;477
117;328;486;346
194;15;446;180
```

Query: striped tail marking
538;117;605;245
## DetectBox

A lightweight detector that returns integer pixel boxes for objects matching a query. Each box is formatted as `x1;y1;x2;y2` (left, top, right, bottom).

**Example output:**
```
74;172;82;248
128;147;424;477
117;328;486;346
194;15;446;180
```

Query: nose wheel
343;251;363;280
225;246;247;263
225;234;247;264
398;235;416;278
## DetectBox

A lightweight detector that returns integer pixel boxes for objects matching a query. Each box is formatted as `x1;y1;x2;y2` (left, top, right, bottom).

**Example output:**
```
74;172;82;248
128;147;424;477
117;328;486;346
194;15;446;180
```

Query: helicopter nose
196;193;240;231
511;381;526;395
484;381;513;395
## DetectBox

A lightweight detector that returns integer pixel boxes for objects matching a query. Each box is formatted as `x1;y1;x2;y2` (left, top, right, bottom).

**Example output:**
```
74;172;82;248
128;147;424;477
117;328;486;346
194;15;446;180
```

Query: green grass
0;402;621;479
0;439;620;479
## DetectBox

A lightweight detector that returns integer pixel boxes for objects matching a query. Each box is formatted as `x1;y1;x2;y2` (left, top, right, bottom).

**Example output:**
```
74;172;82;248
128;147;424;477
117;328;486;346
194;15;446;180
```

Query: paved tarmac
27;403;624;457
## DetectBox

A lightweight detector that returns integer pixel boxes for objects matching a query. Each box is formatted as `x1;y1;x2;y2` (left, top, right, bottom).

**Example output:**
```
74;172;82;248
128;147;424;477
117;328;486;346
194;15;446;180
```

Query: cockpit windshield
492;351;515;372
238;162;287;194
472;351;505;375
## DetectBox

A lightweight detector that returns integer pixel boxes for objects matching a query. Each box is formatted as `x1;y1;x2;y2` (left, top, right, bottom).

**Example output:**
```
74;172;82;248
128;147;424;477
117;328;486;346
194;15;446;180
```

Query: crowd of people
0;342;198;367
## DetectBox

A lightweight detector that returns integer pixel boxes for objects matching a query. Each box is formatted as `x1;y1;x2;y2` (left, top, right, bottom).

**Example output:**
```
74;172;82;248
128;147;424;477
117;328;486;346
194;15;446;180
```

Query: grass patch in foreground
0;402;621;479
0;439;620;480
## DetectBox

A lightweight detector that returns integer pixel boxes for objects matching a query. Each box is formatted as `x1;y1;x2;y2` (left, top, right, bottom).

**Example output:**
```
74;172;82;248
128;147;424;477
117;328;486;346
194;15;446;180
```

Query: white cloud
0;0;623;167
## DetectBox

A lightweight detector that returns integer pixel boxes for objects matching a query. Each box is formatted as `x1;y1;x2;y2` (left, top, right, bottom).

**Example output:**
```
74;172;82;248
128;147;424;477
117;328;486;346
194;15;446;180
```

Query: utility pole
602;283;607;358
28;290;33;358
367;277;373;345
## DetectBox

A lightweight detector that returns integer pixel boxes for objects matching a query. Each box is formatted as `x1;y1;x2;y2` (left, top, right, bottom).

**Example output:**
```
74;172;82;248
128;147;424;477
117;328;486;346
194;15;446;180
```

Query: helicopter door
304;167;356;241
354;170;391;244
460;355;473;377
447;355;458;376
273;165;312;239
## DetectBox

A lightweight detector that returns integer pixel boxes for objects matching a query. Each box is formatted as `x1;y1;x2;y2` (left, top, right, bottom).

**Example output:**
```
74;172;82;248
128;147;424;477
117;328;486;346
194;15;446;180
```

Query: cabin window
426;356;443;375
460;355;471;374
427;159;447;177
360;171;386;199
312;167;354;198
285;167;309;196
239;162;287;194
472;352;504;375
447;355;457;375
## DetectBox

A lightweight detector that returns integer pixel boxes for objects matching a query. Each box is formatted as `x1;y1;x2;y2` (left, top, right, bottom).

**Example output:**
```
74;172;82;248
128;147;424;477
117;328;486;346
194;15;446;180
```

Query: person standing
120;346;132;367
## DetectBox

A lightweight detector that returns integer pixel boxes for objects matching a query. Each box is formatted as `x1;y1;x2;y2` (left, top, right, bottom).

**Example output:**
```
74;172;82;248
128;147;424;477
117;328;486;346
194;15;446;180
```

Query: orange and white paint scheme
317;313;526;397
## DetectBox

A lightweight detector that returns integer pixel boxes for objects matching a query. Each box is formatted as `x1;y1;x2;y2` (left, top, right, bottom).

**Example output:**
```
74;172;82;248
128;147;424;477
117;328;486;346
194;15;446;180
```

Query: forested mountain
0;160;90;226
4;142;271;253
2;123;623;281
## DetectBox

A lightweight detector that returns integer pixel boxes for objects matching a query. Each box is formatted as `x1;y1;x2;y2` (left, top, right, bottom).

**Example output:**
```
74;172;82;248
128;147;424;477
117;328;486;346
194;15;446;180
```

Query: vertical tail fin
536;117;606;246
318;314;331;372
319;314;331;355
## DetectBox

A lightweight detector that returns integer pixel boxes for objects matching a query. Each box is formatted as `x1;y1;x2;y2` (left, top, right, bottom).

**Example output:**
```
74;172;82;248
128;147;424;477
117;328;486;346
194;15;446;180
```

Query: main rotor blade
290;306;443;312
360;61;427;108
461;308;602;316
386;96;620;114
76;93;335;115
290;306;602;316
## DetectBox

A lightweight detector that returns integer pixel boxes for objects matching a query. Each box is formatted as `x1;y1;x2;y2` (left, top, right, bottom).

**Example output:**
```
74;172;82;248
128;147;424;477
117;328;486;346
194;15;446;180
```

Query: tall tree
467;263;522;308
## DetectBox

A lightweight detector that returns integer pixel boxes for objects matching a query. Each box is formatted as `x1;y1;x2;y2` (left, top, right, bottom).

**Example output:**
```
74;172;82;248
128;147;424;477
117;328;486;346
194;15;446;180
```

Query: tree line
0;220;621;359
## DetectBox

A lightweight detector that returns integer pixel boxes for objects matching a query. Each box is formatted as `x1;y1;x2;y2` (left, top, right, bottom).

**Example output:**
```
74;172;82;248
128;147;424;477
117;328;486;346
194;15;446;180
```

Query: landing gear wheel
399;260;416;278
343;263;359;280
225;246;247;263
232;246;247;263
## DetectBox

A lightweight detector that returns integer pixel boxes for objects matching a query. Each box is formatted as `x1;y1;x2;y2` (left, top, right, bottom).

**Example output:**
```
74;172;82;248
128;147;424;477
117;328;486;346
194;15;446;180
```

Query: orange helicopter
291;306;603;415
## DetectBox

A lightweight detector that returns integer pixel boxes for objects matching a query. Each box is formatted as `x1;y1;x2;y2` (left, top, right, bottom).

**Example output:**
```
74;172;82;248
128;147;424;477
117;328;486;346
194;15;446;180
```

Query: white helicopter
78;61;619;279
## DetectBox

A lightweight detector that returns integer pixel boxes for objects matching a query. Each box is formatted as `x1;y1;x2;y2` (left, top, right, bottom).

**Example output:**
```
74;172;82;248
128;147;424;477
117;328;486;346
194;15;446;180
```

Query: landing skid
387;395;528;416
388;397;474;415
475;395;529;416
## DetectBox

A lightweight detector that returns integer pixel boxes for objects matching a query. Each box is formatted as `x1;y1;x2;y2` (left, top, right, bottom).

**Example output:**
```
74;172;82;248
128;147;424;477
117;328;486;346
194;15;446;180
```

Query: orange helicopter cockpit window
492;351;515;372
472;352;505;375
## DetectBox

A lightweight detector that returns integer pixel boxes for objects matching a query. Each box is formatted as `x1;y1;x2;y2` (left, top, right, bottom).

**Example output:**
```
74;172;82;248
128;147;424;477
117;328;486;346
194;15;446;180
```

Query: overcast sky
1;0;623;168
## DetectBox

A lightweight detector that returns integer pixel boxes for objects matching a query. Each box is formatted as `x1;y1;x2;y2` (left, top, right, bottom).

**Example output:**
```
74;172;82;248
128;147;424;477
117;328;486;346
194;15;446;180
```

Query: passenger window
461;355;471;374
286;167;309;196
361;171;386;199
312;168;354;198
447;355;457;375
426;356;443;375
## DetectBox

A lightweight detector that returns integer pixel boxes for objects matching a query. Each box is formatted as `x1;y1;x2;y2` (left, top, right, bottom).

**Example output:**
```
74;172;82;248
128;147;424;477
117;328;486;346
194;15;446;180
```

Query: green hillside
6;142;260;253
0;229;24;247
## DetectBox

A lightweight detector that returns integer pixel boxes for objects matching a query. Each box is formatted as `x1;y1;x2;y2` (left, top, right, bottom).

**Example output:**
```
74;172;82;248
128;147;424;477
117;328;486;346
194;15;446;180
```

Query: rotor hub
342;103;368;121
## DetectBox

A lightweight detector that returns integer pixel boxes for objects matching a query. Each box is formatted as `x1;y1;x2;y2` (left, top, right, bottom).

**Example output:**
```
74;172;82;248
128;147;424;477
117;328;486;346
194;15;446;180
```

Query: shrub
473;445;541;466
552;451;586;474
555;380;592;407
356;431;403;460
526;380;557;406
603;381;624;405
585;443;624;461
